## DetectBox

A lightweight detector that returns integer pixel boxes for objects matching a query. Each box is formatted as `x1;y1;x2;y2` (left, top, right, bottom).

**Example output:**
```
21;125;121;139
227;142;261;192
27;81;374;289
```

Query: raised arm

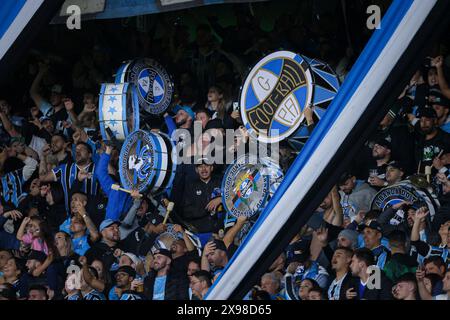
94;145;115;195
223;215;247;248
29;63;48;111
432;56;450;99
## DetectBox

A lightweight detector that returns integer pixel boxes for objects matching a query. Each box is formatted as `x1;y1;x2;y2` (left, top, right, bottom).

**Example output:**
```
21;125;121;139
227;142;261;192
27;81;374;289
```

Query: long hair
31;216;59;258
207;86;227;120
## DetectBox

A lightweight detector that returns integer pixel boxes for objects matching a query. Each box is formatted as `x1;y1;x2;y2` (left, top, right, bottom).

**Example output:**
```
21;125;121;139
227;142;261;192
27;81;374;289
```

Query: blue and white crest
115;58;173;115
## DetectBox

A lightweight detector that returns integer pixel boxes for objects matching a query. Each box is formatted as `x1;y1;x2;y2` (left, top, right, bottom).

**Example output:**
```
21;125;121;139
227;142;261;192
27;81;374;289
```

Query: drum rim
119;129;158;193
114;58;174;115
99;82;140;142
240;50;314;144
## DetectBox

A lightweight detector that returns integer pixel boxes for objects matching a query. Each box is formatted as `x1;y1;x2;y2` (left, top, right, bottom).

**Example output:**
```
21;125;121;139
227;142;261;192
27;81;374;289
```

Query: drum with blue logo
119;130;177;194
115;58;174;115
99;83;139;142
240;51;340;148
222;154;284;218
371;181;440;219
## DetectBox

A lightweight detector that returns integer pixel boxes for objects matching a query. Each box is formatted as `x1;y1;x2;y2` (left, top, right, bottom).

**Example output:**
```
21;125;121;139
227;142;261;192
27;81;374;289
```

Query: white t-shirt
433;294;449;300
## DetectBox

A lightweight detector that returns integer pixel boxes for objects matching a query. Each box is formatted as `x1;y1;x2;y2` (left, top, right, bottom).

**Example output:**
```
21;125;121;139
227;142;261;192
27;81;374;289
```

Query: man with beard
414;107;450;173
143;249;189;300
174;158;222;240
346;248;393;300
85;219;123;271
40;142;99;212
338;172;377;221
367;138;394;189
48;134;70;166
429;89;450;133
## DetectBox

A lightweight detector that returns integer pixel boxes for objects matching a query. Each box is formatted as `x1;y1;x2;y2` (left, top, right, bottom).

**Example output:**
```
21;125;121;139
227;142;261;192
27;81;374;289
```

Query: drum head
115;58;174;115
222;154;271;218
240;51;314;144
119;130;158;192
371;182;440;218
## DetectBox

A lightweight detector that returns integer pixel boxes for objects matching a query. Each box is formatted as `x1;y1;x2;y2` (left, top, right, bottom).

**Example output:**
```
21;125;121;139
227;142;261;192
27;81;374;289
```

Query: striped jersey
52;161;99;210
1;169;25;206
82;290;105;300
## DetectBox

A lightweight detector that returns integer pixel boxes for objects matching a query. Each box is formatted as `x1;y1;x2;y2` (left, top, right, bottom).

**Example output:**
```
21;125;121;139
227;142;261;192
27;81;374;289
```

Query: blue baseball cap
173;105;195;120
99;219;120;232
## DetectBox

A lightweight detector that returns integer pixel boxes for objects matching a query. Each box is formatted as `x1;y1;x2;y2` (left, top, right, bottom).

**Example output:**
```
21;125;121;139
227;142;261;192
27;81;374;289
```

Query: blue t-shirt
153;276;167;300
59;218;91;256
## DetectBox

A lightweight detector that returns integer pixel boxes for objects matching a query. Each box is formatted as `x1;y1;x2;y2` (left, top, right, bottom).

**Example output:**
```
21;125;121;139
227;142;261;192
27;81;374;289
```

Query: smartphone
233;102;239;112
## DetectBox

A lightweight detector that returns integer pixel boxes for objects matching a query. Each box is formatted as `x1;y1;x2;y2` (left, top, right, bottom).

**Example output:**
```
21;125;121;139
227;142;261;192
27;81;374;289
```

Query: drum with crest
119;130;177;195
239;51;340;149
370;181;440;220
115;58;174;115
222;153;284;219
99;83;139;142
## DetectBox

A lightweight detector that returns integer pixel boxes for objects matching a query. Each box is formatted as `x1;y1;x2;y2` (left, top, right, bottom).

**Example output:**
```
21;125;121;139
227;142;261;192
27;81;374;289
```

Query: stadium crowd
0;2;450;301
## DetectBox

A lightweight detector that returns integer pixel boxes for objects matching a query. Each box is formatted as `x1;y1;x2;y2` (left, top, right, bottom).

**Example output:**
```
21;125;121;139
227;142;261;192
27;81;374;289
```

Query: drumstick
425;166;432;183
111;184;143;198
417;161;421;174
163;202;174;225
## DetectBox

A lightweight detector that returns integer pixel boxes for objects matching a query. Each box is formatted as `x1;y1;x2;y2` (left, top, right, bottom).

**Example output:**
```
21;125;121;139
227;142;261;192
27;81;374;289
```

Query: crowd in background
0;1;450;300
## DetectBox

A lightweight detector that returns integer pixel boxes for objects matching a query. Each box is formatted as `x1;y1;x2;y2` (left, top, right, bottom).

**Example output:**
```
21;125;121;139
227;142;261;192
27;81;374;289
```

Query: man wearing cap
338;172;377;221
114;265;145;300
85;219;123;271
174;157;222;239
414;107;450;173
29;63;69;134
164;105;195;150
385;161;406;186
367;138;393;189
143;248;189;300
429;89;450;133
23;250;50;291
359;220;391;269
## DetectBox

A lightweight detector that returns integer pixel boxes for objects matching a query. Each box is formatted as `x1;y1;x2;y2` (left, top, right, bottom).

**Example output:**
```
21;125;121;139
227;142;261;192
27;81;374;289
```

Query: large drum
115;58;174;115
240;51;340;148
99;83;139;142
370;181;440;219
119;130;177;194
222;154;284;219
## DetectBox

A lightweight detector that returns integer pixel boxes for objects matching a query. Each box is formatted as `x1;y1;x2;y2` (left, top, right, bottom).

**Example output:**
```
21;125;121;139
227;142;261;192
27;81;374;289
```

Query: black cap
358;220;383;233
195;156;212;166
27;250;47;263
387;161;405;172
429;89;450;108
373;138;392;150
287;240;311;264
116;265;136;279
338;172;355;185
417;107;437;119
153;248;172;260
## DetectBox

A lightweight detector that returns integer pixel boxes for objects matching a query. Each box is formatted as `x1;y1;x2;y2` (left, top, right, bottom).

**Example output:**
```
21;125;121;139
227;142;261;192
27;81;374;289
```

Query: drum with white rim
370;181;440;220
118;130;177;194
222;153;284;219
239;51;340;149
99;83;139;142
115;58;174;115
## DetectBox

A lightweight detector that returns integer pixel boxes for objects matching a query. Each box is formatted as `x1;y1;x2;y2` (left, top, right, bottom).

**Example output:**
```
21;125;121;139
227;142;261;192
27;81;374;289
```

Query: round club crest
222;154;271;218
240;51;314;144
115;58;173;115
119;130;157;192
